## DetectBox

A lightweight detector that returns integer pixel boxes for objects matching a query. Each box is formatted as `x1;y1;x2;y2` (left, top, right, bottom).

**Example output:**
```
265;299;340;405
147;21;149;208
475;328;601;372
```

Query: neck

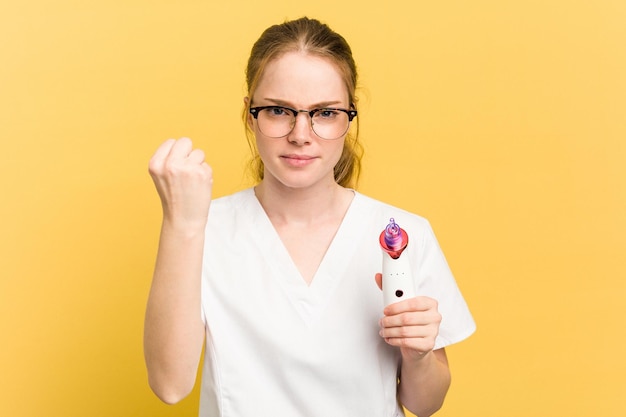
254;180;352;225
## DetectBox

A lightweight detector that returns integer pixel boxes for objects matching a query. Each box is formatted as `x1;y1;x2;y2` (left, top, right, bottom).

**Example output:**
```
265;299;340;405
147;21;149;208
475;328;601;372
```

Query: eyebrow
261;98;346;109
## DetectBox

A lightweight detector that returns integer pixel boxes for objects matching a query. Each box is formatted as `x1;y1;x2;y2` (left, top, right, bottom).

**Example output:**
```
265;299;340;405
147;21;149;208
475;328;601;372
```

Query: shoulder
353;192;432;233
210;188;255;211
206;188;257;228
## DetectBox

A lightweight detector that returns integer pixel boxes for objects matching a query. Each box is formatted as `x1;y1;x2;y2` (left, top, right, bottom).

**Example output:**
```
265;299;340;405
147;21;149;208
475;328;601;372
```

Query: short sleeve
415;221;476;349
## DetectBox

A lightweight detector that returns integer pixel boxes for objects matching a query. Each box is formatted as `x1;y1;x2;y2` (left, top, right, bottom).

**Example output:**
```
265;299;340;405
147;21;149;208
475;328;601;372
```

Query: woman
144;17;475;417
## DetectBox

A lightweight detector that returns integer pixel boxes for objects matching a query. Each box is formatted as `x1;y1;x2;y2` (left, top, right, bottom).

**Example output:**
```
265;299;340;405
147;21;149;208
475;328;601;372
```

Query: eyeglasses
249;106;357;140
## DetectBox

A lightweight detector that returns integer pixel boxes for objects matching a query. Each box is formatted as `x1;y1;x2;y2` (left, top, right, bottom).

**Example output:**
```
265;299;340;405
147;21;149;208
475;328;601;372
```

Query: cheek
254;135;273;161
329;140;347;165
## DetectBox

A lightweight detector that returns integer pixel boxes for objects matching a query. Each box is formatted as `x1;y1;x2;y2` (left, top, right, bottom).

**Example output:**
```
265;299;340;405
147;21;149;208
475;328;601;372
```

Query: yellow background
1;1;625;416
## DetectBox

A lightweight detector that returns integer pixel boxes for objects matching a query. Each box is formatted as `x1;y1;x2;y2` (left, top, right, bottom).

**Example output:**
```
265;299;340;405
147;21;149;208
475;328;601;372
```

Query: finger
380;324;435;340
169;137;194;159
187;148;206;164
382;334;436;353
150;139;176;164
201;162;214;181
374;273;382;291
149;139;178;176
383;296;438;316
381;310;442;329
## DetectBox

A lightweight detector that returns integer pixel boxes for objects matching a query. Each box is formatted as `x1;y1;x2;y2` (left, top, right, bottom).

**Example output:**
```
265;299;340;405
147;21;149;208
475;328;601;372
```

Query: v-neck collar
241;188;366;324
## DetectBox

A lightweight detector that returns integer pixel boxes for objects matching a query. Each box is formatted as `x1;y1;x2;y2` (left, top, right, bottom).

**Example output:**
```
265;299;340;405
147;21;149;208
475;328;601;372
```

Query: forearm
398;348;451;417
144;220;206;403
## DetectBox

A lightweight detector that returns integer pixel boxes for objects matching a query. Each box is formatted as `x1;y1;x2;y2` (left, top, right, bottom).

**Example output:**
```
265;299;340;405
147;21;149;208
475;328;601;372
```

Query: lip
280;154;317;167
282;154;315;160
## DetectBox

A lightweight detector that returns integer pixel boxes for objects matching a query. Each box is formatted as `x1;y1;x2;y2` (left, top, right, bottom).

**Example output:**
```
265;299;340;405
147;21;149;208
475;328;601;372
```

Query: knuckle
399;327;413;338
148;161;159;175
429;309;442;324
164;161;182;176
148;161;167;178
407;297;419;309
391;337;403;347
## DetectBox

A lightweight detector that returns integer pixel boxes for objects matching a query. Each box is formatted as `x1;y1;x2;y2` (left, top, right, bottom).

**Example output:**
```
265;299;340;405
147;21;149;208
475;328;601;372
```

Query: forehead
254;52;349;106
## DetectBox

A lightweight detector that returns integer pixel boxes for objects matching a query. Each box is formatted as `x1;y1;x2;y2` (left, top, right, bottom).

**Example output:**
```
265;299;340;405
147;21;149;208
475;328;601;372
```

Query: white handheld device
380;218;416;306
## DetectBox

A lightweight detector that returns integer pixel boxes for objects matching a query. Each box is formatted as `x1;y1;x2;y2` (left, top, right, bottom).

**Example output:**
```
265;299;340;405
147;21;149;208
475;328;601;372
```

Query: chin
265;171;333;191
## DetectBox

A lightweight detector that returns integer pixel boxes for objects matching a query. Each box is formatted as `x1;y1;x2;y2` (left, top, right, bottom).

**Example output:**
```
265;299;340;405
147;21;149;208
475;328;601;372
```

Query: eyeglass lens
256;107;351;140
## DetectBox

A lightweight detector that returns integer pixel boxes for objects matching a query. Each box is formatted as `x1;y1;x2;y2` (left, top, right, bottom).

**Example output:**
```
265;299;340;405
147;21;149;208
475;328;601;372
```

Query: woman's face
248;51;350;191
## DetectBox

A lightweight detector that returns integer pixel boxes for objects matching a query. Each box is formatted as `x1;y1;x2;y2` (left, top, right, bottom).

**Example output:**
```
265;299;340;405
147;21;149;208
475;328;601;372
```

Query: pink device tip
383;218;403;250
379;218;409;259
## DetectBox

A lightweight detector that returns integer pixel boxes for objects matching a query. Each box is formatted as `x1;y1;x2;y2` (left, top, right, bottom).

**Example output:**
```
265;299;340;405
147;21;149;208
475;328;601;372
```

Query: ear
244;96;254;130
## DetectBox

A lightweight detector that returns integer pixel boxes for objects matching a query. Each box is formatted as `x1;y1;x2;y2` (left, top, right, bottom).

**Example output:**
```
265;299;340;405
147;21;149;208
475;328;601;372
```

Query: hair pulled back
244;17;363;188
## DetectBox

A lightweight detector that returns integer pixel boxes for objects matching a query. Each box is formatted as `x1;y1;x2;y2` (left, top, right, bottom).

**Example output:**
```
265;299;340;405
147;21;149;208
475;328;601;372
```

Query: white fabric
199;188;476;417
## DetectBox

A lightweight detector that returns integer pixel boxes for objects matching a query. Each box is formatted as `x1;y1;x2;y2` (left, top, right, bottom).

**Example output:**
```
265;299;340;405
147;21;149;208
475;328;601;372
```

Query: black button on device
395;290;404;298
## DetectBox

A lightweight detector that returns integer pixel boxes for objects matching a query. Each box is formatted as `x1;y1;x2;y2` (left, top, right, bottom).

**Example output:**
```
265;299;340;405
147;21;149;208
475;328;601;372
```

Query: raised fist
148;137;213;228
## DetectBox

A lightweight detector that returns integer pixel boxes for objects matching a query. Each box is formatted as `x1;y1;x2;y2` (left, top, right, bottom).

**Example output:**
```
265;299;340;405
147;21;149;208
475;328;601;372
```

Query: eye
315;109;340;120
265;106;292;117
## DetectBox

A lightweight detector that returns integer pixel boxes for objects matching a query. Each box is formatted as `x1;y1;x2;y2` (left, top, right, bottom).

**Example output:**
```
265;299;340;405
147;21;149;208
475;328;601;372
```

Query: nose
288;112;313;144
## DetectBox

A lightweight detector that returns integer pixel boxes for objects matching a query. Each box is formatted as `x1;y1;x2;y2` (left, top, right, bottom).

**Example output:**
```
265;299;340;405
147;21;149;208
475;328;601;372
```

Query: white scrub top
199;188;475;417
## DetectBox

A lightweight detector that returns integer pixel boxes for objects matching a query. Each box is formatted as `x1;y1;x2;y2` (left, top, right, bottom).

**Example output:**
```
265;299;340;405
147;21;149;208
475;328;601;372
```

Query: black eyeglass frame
248;105;358;139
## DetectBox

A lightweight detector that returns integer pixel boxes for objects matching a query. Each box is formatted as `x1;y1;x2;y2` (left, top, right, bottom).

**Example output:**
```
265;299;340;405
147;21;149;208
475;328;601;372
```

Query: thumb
374;273;383;291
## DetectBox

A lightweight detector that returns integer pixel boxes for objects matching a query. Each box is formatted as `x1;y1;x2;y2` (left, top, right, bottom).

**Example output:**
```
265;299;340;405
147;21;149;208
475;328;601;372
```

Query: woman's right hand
148;137;213;228
145;137;211;403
